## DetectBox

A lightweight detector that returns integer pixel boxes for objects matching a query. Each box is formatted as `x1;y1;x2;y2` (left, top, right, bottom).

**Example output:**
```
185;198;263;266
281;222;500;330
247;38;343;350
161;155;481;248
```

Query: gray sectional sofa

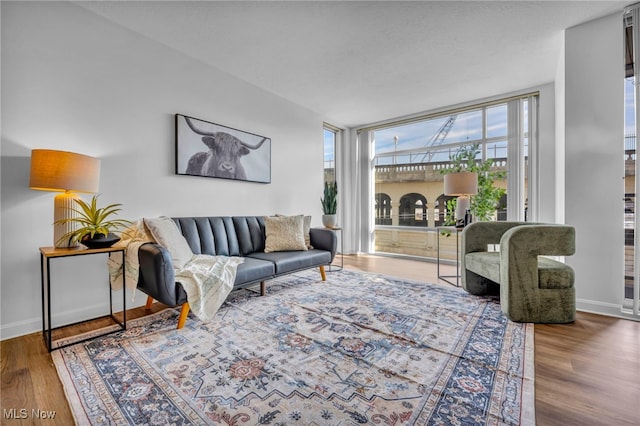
137;216;337;328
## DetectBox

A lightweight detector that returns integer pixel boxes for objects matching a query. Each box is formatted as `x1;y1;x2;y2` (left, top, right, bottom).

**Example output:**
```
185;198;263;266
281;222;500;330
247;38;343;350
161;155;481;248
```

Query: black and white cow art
184;116;268;180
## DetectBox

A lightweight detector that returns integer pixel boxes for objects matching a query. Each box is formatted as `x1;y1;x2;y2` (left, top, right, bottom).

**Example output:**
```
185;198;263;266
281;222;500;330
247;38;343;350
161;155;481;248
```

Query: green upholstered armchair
461;221;576;323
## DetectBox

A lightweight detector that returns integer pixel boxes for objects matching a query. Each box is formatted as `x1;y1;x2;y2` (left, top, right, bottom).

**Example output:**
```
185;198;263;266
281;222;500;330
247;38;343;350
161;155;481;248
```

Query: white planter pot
322;214;337;228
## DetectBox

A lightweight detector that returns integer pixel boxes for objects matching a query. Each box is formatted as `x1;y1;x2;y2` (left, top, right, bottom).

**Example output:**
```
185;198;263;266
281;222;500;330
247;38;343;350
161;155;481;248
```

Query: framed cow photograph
175;114;271;183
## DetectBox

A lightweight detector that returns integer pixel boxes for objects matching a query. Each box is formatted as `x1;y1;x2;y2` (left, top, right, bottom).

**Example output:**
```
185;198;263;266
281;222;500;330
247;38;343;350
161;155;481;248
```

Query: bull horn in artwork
184;116;216;137
238;137;267;150
184;116;267;150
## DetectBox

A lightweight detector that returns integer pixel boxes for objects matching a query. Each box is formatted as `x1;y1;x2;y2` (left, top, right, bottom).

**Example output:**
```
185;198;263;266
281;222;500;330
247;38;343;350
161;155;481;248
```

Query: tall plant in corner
321;181;338;228
440;144;505;222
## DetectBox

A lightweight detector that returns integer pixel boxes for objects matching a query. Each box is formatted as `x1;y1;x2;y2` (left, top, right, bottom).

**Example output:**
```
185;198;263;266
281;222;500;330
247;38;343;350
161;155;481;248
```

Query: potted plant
440;144;506;222
321;181;338;228
55;195;132;248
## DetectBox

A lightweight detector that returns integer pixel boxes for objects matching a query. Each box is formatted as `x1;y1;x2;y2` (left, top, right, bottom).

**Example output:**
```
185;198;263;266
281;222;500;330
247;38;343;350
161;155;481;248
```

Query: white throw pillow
144;216;194;269
264;215;308;253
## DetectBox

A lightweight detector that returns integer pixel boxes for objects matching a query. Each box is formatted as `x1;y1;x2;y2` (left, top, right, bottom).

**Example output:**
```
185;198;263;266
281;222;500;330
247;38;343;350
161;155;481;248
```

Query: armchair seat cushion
537;257;574;289
465;252;500;283
465;252;574;290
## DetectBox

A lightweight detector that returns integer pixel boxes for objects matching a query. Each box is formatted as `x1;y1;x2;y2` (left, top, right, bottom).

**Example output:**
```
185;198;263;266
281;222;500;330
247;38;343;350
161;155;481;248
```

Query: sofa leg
260;281;266;296
319;265;327;281
145;296;154;310
177;302;190;329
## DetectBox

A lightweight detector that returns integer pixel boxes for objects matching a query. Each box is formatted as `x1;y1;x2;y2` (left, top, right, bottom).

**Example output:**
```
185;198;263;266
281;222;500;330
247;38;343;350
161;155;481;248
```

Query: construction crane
414;115;457;163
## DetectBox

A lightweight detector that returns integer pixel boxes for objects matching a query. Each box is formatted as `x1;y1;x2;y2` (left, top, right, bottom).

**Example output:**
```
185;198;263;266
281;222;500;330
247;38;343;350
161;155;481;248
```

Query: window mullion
506;99;524;220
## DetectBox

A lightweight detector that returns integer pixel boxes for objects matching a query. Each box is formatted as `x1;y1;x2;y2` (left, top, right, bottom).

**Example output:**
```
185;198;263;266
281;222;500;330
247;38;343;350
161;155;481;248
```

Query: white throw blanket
176;255;244;322
108;221;153;293
108;220;243;322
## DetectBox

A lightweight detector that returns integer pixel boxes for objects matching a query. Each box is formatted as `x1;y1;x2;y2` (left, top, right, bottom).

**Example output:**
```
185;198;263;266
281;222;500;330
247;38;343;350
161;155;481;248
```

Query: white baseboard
1;297;148;341
577;298;640;321
0;316;42;341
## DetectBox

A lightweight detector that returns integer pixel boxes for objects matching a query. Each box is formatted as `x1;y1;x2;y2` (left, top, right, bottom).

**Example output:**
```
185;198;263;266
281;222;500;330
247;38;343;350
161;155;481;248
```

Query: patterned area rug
53;269;534;425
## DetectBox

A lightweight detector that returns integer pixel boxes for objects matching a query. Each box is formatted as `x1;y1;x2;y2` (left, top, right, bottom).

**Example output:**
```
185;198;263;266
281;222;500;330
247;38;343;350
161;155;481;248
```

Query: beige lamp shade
29;149;100;248
444;171;478;196
29;149;100;193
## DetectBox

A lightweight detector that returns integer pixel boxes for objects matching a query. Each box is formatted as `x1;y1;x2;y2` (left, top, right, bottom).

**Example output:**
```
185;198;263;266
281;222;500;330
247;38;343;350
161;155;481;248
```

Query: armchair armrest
501;224;575;259
309;228;338;262
137;243;186;306
462;221;529;254
500;224;575;322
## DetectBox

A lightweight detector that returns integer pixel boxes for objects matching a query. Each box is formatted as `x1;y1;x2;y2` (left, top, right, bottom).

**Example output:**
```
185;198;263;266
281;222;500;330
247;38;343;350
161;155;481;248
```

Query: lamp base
54;192;80;248
455;196;470;221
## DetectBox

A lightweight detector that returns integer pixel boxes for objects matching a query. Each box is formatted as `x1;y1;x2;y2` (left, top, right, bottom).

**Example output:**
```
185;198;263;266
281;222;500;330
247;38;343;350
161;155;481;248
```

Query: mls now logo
3;408;56;419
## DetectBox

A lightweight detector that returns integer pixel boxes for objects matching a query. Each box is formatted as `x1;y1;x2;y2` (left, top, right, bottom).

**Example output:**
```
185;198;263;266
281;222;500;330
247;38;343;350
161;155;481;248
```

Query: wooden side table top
39;245;125;258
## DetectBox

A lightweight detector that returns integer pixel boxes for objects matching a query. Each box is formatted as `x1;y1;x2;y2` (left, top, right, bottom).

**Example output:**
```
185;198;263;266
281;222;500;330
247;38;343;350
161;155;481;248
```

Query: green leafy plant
321;181;338;215
440;144;506;222
55;195;132;246
440;198;458;237
443;198;458;226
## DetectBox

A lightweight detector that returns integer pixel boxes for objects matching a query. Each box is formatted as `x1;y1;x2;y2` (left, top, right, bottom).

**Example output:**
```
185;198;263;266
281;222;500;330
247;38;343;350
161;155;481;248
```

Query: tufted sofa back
172;216;267;257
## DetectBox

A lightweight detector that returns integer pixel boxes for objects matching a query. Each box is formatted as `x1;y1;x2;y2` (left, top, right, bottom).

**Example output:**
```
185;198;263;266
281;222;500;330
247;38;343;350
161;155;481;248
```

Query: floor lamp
444;171;478;226
29;149;100;248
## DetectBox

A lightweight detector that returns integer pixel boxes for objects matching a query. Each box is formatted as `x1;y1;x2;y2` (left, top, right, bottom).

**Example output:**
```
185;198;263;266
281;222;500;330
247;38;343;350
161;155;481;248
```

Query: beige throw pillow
276;214;313;249
143;216;194;269
264;215;308;253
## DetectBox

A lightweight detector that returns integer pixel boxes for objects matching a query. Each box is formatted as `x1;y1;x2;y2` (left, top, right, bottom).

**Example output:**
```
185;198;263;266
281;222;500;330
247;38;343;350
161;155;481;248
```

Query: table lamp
29;149;100;248
444;171;478;225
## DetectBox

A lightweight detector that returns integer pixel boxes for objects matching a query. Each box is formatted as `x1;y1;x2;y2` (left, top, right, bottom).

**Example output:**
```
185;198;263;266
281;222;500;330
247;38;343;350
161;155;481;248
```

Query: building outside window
371;95;535;259
623;9;639;316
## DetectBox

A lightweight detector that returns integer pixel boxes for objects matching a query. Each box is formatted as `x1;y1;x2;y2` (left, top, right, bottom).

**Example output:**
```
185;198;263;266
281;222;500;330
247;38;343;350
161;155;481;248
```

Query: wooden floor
2;254;639;425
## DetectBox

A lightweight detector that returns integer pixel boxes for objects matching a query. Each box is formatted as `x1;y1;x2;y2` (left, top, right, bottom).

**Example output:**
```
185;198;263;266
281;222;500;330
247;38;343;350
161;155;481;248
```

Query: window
323;126;338;185
623;7;639;317
375;193;392;225
370;95;536;259
399;193;428;226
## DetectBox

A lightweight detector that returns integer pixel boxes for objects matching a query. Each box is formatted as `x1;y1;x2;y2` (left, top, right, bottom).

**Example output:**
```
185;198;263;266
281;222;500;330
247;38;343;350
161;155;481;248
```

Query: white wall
537;83;559;223
554;32;566;224
565;12;626;317
1;2;326;339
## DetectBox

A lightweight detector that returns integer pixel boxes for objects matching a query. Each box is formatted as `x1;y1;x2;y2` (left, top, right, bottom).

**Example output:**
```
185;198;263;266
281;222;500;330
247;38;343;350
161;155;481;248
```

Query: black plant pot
81;233;121;249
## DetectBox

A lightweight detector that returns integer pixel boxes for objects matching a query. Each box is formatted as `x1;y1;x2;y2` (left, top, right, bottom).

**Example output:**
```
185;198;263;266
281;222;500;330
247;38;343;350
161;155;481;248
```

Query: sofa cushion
234;257;275;286
233;216;266;255
173;217;240;257
144;216;194;269
264;215;308;253
248;249;331;275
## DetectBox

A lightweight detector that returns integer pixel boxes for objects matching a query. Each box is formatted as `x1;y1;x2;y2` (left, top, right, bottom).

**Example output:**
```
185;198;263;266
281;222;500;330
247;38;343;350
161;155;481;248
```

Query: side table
39;246;126;351
436;227;462;287
325;227;343;272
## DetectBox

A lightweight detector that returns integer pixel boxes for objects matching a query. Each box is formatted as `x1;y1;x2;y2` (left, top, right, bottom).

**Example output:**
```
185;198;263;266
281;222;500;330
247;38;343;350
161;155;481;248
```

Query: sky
626;77;636;135
325;83;637;166
373;104;510;165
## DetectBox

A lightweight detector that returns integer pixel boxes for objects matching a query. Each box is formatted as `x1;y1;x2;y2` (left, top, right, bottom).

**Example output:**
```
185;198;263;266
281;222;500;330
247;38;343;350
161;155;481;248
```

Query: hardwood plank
1;255;638;425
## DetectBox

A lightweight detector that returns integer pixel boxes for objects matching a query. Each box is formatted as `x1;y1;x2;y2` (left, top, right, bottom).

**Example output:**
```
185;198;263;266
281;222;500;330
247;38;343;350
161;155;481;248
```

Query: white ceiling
75;1;627;127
